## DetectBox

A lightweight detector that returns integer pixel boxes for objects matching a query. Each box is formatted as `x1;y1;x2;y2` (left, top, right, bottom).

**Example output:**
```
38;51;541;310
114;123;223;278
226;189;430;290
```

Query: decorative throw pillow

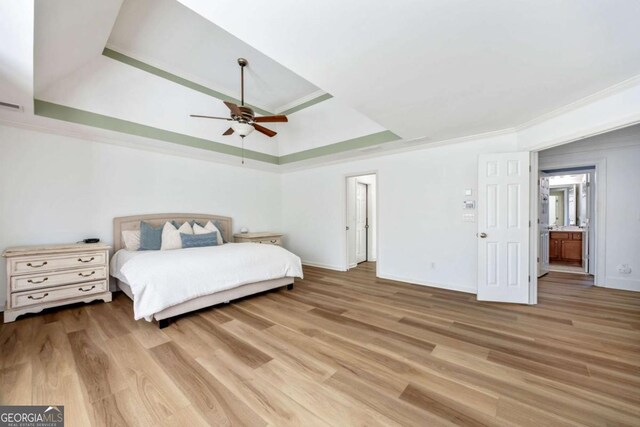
193;221;224;245
161;221;193;250
121;230;141;251
212;220;228;243
180;232;218;248
139;222;163;250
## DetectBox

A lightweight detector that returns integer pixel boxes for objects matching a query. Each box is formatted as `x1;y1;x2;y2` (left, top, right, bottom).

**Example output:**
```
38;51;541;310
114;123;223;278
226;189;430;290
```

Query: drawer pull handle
27;277;49;284
26;261;48;268
78;271;96;277
78;285;96;292
77;257;95;263
270;240;277;243
28;293;49;300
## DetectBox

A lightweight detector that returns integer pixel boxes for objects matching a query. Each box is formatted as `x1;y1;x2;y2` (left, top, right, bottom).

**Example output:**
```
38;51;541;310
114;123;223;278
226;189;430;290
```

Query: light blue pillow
180;232;218;248
139;221;162;250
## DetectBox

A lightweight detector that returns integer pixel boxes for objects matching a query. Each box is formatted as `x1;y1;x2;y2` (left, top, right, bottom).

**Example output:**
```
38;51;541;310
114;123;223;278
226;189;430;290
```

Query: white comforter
112;243;303;321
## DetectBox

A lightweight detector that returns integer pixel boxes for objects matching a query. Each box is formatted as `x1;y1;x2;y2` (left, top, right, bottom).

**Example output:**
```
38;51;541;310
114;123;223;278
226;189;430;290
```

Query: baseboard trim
302;261;347;272
602;276;640;292
377;273;477;294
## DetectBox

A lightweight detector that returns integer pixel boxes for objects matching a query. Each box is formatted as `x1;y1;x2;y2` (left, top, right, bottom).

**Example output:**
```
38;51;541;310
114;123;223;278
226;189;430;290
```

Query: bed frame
112;213;294;328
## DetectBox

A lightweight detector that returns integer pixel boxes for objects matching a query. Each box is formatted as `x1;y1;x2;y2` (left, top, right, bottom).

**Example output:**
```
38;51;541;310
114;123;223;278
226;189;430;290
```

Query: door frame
356;181;369;264
343;171;379;274
531;157;606;292
548;187;568;226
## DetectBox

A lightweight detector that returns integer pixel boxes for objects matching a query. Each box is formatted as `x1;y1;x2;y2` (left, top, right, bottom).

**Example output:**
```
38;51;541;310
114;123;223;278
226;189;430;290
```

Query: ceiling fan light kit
190;57;288;141
231;121;254;136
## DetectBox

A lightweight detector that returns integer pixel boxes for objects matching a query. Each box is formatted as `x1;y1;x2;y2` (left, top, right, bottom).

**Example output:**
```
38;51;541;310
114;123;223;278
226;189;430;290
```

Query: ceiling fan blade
254;115;288;123
253;123;277;137
223;127;234;136
223;101;242;117
190;114;231;120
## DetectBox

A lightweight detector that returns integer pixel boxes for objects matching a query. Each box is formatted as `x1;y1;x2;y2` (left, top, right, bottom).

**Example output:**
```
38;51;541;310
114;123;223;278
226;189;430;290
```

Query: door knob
479;232;487;238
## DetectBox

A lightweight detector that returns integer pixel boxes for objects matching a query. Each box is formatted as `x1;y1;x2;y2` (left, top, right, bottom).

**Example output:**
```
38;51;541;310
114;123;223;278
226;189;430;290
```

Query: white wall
0;124;282;308
539;124;640;291
281;133;517;293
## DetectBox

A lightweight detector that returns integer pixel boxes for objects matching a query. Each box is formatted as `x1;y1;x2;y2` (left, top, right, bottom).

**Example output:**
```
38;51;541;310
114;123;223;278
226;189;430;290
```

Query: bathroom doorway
345;173;377;269
539;167;596;276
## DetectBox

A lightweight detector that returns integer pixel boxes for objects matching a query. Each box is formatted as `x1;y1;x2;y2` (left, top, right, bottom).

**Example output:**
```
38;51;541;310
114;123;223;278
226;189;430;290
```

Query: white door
538;173;550;277
478;152;530;303
355;182;368;263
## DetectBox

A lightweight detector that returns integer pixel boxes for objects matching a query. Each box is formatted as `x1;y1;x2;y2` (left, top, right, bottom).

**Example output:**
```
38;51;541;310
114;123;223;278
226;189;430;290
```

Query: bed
111;213;302;327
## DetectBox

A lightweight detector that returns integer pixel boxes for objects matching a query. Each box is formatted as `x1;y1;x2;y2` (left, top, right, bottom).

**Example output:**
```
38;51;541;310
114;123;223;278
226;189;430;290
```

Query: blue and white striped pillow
180;232;218;248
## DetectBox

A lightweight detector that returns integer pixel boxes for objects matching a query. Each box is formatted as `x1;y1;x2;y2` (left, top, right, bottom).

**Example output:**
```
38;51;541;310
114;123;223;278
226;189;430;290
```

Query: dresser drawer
571;232;583;240
11;266;107;292
10;252;106;275
257;238;282;245
11;280;108;308
550;232;569;239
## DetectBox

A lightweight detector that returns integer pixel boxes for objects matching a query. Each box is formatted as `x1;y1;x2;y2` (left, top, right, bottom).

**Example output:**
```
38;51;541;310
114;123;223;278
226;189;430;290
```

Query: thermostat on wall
463;200;475;209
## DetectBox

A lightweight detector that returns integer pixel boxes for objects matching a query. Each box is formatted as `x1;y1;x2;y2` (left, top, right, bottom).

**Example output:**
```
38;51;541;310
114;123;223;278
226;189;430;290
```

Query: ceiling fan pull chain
241;136;245;164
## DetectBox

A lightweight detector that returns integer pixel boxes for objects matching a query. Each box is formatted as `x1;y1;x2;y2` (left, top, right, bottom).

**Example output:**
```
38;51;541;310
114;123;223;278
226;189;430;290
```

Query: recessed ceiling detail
107;0;322;113
103;47;273;116
33;99;399;165
7;0;636;170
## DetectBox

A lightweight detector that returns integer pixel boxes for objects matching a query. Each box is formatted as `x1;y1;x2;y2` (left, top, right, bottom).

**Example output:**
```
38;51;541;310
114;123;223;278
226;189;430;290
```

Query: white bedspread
111;243;303;321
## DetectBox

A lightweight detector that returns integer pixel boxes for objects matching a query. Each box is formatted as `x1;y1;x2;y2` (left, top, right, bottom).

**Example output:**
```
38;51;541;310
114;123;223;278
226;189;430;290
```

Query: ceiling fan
190;58;287;138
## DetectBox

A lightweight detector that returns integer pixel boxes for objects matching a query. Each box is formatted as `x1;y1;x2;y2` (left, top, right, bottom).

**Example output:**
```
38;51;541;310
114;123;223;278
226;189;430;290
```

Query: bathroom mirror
548;174;588;228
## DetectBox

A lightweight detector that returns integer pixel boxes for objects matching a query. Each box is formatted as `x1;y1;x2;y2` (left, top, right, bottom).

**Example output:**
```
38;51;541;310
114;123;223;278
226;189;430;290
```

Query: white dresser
2;243;112;323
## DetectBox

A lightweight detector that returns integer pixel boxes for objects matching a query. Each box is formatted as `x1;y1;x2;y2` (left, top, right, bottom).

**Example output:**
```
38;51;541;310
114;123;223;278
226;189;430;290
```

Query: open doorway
346;173;377;270
539;169;595;276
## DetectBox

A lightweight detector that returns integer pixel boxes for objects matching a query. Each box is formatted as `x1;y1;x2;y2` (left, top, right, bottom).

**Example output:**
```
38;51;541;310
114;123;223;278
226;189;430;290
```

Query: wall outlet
617;264;632;274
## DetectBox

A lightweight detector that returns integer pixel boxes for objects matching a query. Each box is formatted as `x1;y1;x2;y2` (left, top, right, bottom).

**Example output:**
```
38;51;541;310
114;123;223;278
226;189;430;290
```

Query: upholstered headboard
113;213;233;251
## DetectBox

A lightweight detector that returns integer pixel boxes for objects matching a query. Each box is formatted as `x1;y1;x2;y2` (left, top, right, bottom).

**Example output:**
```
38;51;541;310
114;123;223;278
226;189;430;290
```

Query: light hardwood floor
1;263;639;426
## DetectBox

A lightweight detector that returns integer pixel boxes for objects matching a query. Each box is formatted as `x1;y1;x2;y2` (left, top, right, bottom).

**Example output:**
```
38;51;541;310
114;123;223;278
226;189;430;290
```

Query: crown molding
515;73;640;132
276;90;332;115
0;111;282;172
278;127;517;172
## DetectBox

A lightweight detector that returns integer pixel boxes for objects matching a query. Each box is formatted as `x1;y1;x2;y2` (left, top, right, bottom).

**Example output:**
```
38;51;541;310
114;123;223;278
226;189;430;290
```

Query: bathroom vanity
549;230;584;265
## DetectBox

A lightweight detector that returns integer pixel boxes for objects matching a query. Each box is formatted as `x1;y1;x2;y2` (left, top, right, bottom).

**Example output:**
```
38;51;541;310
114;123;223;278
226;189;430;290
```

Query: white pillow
122;230;140;251
194;221;224;245
161;221;193;250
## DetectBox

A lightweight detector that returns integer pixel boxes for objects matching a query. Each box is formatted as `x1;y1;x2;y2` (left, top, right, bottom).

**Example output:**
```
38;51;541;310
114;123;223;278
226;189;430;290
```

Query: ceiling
179;0;640;141
1;0;639;168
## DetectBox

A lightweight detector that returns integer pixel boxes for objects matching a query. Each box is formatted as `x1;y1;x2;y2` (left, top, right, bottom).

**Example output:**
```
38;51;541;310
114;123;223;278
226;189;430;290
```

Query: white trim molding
377;273;476;295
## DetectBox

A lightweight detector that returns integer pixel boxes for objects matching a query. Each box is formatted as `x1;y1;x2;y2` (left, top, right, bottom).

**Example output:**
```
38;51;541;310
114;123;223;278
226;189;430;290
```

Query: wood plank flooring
1;263;639;426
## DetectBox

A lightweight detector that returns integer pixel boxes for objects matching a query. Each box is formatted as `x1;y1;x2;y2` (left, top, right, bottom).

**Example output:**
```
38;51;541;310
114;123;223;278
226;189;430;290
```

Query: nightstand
2;243;112;323
233;232;283;246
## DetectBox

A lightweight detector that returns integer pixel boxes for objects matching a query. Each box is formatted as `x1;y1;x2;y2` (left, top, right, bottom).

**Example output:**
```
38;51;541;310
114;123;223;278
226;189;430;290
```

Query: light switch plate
465;189;473;196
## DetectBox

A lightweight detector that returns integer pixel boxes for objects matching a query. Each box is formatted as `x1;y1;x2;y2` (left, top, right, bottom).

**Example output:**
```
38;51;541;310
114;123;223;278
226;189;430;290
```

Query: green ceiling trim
278;130;400;164
279;93;333;116
102;47;273;116
34;99;279;164
33;100;400;166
